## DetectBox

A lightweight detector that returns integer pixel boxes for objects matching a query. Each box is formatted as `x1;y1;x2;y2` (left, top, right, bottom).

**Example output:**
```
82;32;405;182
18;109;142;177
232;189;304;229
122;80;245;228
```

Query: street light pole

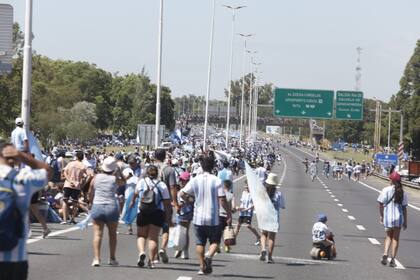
238;33;252;148
223;5;246;149
203;0;216;151
155;0;164;148
21;0;33;132
246;51;257;139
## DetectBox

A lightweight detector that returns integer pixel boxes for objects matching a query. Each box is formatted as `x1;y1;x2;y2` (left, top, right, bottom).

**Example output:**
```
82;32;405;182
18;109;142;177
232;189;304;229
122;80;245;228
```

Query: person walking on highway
259;173;285;264
377;172;408;268
180;155;231;275
130;165;171;269
155;148;178;263
88;156;126;267
61;151;87;224
0;142;50;280
309;160;317;181
234;181;260;246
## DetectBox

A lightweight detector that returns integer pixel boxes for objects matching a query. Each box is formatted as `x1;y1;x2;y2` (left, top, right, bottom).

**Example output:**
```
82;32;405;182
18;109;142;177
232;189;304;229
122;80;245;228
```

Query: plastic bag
168;224;187;250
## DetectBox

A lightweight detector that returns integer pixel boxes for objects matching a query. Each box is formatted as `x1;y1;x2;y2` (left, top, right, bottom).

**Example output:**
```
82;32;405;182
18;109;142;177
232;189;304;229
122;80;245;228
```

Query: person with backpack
377;172;408;268
129;165;171;269
0;141;50;280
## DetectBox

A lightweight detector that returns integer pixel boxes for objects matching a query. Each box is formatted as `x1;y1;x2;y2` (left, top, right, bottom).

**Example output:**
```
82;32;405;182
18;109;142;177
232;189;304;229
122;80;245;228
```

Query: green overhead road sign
335;91;364;120
274;88;334;119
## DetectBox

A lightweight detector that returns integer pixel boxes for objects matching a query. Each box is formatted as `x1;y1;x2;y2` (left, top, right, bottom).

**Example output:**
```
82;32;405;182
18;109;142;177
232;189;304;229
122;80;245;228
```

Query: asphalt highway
27;147;420;280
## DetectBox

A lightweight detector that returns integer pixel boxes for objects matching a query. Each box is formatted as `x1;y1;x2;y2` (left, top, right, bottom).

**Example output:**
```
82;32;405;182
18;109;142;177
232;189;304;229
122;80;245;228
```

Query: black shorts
136;209;165;228
238;216;252;225
30;192;39;205
116;185;125;197
0;261;28;280
63;188;81;202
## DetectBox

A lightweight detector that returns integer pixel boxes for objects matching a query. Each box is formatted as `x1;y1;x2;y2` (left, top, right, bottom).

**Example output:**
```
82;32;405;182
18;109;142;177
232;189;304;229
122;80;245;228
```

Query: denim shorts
194;225;222;246
91;203;119;223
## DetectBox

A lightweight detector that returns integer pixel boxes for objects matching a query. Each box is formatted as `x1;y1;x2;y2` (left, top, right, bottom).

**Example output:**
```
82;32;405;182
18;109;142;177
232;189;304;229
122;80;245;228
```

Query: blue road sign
374;153;399;168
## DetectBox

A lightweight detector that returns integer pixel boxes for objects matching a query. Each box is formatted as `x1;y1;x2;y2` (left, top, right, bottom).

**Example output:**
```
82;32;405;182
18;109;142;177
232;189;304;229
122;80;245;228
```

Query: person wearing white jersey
10;118;29;153
255;161;267;183
180;155;231;275
377;172;408;268
312;214;336;259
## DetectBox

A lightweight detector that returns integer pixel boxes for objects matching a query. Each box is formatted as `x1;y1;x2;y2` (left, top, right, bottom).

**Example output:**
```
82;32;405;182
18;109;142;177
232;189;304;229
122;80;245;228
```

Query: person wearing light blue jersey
378;172;408;268
0;142;50;280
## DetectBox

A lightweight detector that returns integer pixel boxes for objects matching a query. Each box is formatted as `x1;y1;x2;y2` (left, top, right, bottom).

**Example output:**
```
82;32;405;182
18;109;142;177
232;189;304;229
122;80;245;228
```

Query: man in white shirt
255;161;267;183
10;118;29;153
312;214;336;259
181;155;231;275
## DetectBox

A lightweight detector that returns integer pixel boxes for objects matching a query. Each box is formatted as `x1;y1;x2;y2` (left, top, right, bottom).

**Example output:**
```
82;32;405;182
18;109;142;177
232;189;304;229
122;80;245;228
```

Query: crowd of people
1;117;288;280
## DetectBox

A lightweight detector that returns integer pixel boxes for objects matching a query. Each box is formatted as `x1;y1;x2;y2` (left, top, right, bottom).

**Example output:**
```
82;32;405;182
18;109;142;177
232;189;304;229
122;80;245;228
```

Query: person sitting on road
312;214;336;259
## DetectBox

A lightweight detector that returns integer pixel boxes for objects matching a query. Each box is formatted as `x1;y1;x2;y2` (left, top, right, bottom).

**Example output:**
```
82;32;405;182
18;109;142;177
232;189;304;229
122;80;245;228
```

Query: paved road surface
27;147;420;280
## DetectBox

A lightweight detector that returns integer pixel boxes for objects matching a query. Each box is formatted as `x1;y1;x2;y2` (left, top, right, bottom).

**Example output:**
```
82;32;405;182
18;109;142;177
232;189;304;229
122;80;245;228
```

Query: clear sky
3;0;420;102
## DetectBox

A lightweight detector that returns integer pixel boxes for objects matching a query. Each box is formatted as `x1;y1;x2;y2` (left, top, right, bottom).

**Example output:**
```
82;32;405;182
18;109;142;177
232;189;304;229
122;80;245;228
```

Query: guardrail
294;146;420;191
372;172;420;190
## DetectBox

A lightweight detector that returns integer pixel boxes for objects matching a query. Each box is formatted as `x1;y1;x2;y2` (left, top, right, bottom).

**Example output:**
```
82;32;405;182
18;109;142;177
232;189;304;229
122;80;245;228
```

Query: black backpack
49;158;61;183
0;169;24;251
140;178;162;212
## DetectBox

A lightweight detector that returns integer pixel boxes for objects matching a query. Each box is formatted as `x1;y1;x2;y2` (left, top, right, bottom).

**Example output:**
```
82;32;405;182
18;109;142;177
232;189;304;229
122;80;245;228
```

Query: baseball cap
317;213;327;223
389;172;401;182
15;117;24;125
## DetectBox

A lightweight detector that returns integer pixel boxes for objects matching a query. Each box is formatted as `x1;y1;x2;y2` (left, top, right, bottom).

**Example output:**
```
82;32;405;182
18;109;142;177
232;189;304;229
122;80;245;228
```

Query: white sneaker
91;259;100;267
181;250;189;259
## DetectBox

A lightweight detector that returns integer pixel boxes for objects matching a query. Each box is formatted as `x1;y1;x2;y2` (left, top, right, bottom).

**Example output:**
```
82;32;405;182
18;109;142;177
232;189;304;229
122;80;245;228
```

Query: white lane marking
368;238;381;245
230;253;338;265
27;223;91;244
278;157;288;186
326;188;330;191
334;199;339;202
348;215;356;220
233;175;246;183
342;209;349;213
356;225;366;231
177;277;192;280
330;195;335;198
337;203;343;207
391;258;406;270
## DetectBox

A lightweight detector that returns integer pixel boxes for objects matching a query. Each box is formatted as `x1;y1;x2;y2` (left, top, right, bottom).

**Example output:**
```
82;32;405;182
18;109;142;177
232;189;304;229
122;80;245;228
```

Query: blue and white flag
245;161;279;232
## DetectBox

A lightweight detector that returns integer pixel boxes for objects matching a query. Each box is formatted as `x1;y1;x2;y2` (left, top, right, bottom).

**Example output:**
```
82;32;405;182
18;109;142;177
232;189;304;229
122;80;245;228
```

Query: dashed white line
337;203;343;207
368;238;381;245
334;199;339;202
391;258;406;270
356;225;366;231
342;209;349;213
330;195;335;198
176;277;192;280
348;215;356;220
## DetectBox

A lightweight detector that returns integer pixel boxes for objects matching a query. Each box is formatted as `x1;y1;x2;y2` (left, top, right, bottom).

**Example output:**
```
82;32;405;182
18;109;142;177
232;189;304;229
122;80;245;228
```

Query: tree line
0;23;175;148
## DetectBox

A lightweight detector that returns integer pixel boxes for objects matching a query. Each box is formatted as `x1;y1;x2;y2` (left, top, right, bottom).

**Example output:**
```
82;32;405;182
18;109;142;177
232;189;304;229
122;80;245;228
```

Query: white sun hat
102;156;117;173
265;173;280;186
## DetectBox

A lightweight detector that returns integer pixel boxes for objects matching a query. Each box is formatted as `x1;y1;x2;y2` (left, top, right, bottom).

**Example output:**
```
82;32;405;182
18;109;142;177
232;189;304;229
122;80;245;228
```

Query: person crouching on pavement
312;214;336;259
259;173;285;264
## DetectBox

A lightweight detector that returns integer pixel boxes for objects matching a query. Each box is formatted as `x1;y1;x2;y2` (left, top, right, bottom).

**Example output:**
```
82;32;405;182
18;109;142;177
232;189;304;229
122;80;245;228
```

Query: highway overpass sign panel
335;91;364;120
274;88;334;119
